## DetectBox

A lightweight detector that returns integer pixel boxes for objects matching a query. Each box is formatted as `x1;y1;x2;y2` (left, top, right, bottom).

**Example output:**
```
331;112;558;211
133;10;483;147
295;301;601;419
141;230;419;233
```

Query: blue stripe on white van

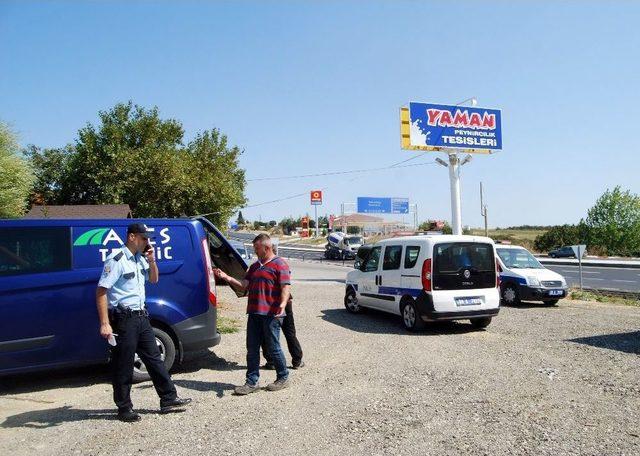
378;286;421;298
500;274;527;285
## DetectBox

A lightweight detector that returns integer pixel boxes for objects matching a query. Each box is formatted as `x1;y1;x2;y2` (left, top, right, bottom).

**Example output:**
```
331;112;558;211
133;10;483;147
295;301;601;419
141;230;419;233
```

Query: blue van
0;216;247;381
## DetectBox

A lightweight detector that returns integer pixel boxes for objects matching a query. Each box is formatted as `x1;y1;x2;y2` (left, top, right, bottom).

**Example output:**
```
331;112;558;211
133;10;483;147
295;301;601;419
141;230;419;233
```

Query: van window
362;246;381;272
432;242;495;290
0;227;72;276
404;246;420;269
382;245;402;270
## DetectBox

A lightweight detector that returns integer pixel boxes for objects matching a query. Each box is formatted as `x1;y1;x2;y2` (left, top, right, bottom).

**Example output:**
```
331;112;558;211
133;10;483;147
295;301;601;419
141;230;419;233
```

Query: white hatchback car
495;245;568;306
345;235;501;331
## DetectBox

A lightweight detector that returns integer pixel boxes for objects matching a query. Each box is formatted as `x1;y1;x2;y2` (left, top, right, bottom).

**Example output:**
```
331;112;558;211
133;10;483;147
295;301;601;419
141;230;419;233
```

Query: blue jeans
246;314;289;386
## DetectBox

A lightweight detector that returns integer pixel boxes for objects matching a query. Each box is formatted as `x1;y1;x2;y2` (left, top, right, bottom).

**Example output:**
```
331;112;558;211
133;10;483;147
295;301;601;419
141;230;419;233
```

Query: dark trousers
110;312;177;410
246;314;289;386
262;302;303;365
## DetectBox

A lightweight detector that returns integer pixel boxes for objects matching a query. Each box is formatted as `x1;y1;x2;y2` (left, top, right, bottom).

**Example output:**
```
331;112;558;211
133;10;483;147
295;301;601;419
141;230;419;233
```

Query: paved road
545;264;640;293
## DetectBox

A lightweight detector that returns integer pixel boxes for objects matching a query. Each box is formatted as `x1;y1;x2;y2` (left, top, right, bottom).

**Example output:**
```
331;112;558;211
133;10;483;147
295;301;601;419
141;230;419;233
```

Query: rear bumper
172;305;221;353
415;291;500;321
519;284;567;301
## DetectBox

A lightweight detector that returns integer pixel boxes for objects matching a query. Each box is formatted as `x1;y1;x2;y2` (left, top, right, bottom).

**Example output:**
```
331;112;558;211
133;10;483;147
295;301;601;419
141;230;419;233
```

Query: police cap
127;223;155;239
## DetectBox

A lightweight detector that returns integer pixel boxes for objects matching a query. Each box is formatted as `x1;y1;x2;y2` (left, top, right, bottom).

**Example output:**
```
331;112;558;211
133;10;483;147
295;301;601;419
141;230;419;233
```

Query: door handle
379;275;382;285
375;275;379;285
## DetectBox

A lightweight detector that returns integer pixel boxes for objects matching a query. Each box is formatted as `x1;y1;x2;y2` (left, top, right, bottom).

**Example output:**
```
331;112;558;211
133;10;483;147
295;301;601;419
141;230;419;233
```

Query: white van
345;235;500;331
495;244;567;306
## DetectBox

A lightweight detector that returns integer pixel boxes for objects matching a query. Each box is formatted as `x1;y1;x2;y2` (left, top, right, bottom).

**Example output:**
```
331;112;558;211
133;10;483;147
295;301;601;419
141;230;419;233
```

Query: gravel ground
1;260;639;456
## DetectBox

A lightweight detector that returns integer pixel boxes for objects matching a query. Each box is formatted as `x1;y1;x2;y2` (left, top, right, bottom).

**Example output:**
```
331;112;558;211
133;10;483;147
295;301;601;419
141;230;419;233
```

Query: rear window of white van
433;242;495;290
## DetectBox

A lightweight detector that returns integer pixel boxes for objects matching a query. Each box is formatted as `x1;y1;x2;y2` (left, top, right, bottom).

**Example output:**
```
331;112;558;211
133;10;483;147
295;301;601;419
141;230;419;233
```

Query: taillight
496;261;501;288
421;258;432;291
201;238;217;307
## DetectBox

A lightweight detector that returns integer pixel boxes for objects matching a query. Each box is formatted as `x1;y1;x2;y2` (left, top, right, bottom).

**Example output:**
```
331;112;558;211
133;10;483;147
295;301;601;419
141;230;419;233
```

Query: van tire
501;283;520;306
401;299;425;331
344;289;362;314
470;317;492;329
132;327;176;384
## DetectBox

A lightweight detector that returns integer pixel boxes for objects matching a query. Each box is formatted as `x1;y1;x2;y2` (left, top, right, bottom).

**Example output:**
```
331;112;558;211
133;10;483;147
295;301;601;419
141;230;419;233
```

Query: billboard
403;102;502;151
357;197;409;214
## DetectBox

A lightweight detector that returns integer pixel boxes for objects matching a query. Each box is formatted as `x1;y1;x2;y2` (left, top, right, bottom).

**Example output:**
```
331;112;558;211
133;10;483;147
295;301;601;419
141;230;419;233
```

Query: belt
110;307;148;317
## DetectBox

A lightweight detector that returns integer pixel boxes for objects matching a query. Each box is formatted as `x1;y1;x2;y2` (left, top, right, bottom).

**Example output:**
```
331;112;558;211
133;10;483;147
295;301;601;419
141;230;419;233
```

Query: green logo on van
73;228;110;246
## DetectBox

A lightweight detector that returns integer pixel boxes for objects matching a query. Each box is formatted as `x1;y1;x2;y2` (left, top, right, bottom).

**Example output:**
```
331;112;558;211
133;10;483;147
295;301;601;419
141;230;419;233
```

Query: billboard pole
480;182;488;237
448;153;462;235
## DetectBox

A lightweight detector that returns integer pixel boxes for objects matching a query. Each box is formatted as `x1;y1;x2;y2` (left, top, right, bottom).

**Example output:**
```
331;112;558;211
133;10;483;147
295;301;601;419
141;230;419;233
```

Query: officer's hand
144;246;155;262
100;322;113;340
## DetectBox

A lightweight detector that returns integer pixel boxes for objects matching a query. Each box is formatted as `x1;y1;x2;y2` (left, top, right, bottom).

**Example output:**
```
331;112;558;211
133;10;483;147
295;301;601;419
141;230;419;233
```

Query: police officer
96;223;191;422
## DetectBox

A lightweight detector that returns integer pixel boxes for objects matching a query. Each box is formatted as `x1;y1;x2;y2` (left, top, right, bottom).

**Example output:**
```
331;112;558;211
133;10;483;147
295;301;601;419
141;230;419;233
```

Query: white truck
324;232;364;260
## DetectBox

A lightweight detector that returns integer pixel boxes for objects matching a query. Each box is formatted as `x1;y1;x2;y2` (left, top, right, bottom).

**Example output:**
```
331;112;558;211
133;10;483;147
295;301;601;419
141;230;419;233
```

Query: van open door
195;217;248;297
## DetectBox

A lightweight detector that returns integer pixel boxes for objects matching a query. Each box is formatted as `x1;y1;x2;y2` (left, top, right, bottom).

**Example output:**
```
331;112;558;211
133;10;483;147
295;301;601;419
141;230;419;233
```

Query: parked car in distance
496;245;568;306
548;246;586;258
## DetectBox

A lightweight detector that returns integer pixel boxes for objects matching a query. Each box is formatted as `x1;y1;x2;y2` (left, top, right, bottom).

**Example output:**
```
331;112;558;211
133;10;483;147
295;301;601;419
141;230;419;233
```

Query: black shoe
117;408;141;422
160;397;192;414
291;360;305;369
262;362;275;370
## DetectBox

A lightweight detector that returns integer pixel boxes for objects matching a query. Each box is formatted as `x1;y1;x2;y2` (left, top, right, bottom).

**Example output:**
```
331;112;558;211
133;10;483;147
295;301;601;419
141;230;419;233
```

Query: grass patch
218;315;241;334
568;289;640;307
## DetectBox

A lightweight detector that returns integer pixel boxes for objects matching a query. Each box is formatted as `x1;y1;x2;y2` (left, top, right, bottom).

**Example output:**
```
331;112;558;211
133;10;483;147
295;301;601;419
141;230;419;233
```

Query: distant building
24;204;133;219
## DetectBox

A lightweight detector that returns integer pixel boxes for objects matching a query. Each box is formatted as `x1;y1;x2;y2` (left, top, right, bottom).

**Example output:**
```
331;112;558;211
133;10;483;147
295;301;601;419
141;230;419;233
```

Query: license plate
455;297;482;307
549;289;563;296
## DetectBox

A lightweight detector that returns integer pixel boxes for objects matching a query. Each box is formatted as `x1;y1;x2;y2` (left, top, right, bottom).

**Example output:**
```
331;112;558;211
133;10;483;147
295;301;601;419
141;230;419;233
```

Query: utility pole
480;182;488;237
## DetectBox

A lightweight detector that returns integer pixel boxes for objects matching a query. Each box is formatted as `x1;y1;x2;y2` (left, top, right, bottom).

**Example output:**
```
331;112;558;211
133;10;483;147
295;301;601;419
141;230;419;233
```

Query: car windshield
345;236;363;245
497;248;544;269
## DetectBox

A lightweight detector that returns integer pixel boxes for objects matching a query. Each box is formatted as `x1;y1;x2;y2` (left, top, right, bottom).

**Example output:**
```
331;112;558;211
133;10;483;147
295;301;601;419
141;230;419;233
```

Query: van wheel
501;283;520;306
544;299;559;306
344;289;362;313
401;300;425;331
471;317;492;329
132;327;176;383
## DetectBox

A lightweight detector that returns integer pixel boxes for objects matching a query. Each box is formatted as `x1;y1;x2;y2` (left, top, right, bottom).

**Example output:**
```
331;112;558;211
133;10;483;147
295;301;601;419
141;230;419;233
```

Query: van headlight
527;276;541;287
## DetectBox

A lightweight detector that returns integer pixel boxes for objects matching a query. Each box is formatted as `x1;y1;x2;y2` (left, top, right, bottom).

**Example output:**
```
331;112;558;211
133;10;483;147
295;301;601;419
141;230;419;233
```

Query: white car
495;245;568;306
345;235;501;331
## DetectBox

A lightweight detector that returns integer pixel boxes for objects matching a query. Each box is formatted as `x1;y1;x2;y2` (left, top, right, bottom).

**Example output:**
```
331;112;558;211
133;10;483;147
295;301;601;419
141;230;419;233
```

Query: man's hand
213;268;228;281
275;303;286;317
100;322;113;340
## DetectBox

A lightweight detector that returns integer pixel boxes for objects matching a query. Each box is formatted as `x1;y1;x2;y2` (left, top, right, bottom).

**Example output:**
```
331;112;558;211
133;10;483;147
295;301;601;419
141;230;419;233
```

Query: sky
1;1;639;228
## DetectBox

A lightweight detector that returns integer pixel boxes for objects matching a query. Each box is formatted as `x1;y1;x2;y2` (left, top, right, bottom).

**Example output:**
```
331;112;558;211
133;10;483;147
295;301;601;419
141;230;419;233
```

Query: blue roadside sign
357;197;409;214
409;102;502;150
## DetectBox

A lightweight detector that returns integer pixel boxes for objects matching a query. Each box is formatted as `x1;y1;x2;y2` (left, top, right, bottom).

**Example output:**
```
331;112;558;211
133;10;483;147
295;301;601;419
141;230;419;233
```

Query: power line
242;156;436;208
246;158;435;182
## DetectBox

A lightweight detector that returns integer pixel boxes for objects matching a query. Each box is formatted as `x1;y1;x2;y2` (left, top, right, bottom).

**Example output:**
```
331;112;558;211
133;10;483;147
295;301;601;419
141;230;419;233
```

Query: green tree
533;224;585;252
584;186;640;256
0;122;33;218
26;102;246;226
236;211;245;226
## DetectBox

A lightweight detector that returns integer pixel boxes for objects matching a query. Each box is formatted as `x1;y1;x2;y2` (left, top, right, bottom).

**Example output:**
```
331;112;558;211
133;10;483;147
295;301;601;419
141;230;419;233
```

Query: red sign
310;190;322;205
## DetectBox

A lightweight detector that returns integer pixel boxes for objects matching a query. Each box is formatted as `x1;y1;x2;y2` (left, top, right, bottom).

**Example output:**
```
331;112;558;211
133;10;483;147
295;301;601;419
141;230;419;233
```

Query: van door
376;245;403;314
357;246;382;309
195;217;248;297
400;244;422;293
0;226;77;372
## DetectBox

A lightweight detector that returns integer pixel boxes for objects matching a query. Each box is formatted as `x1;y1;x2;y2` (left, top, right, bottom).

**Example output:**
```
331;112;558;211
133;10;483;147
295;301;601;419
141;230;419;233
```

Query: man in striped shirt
214;233;290;394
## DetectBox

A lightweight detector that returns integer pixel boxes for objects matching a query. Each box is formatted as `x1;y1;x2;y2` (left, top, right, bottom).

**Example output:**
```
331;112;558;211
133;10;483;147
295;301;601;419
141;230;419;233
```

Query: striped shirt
245;256;291;315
